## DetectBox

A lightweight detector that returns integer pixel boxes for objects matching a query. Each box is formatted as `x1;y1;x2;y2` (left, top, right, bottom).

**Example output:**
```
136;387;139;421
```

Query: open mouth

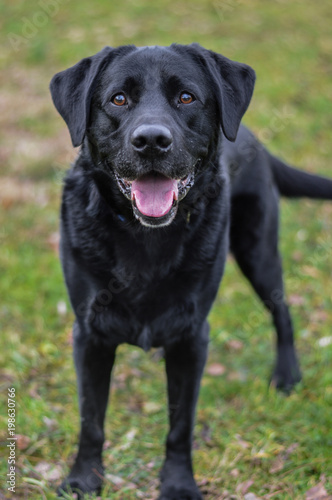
114;171;194;227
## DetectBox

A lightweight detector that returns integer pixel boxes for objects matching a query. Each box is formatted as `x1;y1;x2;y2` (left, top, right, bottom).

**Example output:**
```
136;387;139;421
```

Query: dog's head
50;44;255;227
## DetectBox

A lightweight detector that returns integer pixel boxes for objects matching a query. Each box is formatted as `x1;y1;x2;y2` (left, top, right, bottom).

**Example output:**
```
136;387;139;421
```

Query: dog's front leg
159;322;209;500
58;321;117;498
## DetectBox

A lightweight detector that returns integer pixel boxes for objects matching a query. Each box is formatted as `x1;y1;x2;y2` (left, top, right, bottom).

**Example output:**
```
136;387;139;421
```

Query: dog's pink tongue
132;174;178;217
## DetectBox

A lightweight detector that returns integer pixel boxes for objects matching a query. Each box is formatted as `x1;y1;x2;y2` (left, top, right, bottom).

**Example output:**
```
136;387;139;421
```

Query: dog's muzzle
114;171;195;227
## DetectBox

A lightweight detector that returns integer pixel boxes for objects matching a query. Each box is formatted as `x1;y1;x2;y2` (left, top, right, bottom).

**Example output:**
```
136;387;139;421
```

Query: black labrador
50;44;332;499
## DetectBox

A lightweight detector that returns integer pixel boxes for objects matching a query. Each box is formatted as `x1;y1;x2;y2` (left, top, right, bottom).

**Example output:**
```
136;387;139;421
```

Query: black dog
50;44;332;499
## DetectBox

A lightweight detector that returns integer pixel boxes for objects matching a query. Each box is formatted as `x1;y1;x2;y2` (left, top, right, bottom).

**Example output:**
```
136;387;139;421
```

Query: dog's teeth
180;175;190;186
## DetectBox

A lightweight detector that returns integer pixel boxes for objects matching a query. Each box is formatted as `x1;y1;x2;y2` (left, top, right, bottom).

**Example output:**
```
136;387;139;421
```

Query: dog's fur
50;44;332;499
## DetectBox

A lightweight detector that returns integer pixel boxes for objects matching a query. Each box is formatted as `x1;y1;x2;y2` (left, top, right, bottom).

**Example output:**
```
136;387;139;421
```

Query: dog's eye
111;94;127;106
179;92;195;104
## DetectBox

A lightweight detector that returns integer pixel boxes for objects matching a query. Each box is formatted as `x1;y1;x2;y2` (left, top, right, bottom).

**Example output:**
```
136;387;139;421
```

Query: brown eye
179;92;194;104
112;94;127;106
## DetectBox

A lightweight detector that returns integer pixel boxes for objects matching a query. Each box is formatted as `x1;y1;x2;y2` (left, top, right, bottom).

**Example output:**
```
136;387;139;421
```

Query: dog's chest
91;231;211;347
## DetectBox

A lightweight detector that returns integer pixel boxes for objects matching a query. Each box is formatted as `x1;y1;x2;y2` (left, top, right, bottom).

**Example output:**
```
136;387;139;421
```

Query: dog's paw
270;351;302;394
159;464;203;500
158;485;203;500
57;460;103;498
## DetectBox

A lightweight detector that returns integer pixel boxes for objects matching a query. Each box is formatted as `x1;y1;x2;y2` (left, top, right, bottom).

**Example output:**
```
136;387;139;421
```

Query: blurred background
0;1;331;498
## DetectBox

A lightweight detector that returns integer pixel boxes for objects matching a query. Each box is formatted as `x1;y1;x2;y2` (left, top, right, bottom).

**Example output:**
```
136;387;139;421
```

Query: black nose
131;124;173;154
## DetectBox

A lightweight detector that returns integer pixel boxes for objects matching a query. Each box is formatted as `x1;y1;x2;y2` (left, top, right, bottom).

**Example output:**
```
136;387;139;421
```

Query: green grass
1;0;332;498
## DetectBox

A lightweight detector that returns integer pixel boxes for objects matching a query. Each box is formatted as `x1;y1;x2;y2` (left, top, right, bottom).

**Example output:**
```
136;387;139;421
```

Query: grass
0;0;332;498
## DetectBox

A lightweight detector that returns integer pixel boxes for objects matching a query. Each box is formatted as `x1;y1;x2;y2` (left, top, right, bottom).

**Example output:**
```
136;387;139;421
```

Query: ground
0;1;332;498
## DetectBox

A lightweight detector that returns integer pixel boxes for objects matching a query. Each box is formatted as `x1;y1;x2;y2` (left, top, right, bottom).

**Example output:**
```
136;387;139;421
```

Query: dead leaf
42;416;58;431
16;434;31;450
302;266;320;278
235;434;251;449
288;294;306;306
143;401;162;414
105;474;125;486
244;494;260;500
311;311;329;323
269;455;284;474
206;363;226;376
236;479;254;494
34;461;51;475
57;300;67;316
45;466;63;482
318;336;332;347
66;327;74;346
29;383;41;399
227;370;247;381
200;423;212;444
103;440;112;450
34;461;62;481
47;232;60;254
305;483;329;499
119;428;137;450
225;339;244;351
292;250;303;261
270;443;298;473
285;443;299;455
105;473;136;490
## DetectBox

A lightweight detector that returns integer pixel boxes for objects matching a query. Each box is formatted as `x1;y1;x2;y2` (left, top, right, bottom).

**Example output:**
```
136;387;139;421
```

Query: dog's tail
271;155;332;200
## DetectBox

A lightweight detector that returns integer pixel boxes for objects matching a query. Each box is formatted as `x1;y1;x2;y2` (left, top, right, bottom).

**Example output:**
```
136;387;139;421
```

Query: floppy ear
188;45;255;142
208;50;256;141
50;46;114;147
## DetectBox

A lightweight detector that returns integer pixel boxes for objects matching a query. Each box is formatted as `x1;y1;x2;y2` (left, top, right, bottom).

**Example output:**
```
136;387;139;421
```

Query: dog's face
50;44;255;227
89;46;216;227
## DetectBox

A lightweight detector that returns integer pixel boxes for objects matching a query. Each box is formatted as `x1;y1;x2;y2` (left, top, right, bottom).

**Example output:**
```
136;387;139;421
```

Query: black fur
50;44;332;499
